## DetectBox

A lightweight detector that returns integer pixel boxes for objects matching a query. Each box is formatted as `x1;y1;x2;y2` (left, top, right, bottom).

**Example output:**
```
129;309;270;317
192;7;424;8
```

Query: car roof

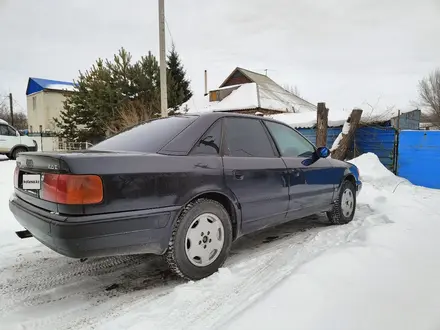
190;111;279;122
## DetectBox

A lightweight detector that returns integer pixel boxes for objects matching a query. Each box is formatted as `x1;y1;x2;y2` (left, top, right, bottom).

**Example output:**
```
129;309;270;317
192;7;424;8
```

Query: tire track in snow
0;250;177;330
98;204;387;330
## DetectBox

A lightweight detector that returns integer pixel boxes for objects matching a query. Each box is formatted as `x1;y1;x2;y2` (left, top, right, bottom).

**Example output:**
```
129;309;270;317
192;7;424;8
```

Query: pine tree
54;46;193;141
166;45;193;111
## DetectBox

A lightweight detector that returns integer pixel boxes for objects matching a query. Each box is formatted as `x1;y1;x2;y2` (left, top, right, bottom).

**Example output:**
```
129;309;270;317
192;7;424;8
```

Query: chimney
204;70;208;96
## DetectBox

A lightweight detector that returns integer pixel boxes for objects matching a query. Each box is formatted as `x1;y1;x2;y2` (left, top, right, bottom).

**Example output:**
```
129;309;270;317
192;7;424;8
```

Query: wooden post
330;109;363;160
316;102;329;147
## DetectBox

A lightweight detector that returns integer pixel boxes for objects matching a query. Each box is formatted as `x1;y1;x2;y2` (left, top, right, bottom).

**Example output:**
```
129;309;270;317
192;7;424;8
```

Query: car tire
166;198;233;281
11;147;27;160
327;180;356;225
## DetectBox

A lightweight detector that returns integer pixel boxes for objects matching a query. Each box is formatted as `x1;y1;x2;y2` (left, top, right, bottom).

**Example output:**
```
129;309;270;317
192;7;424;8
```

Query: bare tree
419;68;440;127
282;84;301;97
0;103;28;130
106;98;160;136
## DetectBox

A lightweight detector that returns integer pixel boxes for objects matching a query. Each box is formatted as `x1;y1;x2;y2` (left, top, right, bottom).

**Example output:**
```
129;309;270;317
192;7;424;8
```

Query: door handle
233;170;244;180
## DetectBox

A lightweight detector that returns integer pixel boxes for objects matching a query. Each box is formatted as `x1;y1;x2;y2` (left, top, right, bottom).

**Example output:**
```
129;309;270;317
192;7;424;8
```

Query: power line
164;17;175;46
0;96;8;108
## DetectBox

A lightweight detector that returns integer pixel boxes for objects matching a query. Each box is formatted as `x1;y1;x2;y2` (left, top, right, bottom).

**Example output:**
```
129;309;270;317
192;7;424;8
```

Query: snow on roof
181;67;317;114
45;83;76;92
269;107;420;128
235;68;316;113
26;77;76;96
181;83;316;114
179;84;258;114
208;83;260;112
270;111;348;128
0;119;7;124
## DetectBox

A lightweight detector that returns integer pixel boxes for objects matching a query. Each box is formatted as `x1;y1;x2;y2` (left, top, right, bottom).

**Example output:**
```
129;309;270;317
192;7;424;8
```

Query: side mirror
316;146;330;158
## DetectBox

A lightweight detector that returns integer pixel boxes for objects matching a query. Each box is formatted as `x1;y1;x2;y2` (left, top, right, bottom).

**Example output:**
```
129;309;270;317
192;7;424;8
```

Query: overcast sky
1;0;439;113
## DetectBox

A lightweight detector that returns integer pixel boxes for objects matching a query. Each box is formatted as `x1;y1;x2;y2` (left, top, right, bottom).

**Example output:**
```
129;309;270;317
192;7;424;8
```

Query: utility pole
9;93;14;126
158;0;168;117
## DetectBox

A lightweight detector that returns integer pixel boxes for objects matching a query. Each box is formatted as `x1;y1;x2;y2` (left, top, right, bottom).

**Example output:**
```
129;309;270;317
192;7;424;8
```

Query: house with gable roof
26;77;75;133
203;67;316;115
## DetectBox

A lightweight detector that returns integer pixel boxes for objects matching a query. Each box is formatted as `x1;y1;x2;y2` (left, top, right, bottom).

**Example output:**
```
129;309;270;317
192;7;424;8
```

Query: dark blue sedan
9;112;361;280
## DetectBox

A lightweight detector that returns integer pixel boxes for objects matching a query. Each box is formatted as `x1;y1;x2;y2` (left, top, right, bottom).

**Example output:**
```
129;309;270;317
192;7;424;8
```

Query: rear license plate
22;174;41;190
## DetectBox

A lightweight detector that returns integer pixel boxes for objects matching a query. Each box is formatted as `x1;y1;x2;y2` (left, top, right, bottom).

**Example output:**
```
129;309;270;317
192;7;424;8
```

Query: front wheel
327;180;356;225
166;198;233;281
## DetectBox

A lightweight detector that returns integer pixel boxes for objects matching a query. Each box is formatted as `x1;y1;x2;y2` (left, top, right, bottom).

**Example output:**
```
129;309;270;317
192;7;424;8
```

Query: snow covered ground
1;153;440;330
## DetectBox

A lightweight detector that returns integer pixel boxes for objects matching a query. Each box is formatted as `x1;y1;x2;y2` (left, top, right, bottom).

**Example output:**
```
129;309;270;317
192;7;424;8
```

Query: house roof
26;77;75;96
215;67;316;113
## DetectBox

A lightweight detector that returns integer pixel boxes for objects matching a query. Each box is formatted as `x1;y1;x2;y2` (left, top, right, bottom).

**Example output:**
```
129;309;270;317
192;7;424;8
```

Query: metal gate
354;127;397;173
397;130;440;189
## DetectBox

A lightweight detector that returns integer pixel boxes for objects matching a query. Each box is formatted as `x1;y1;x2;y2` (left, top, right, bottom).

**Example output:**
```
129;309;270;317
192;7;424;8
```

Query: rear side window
191;120;222;155
223;118;276;157
91;116;197;153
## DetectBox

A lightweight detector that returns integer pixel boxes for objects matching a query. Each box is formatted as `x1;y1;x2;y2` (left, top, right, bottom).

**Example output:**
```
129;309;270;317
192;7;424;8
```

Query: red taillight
41;174;103;205
14;166;19;188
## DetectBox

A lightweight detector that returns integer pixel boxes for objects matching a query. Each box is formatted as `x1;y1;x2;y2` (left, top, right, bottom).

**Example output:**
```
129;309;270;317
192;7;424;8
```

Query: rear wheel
327;180;356;225
11;147;27;160
166;198;233;280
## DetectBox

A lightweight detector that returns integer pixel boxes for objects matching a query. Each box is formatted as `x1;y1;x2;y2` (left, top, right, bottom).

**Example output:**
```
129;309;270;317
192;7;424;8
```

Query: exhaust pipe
16;230;33;239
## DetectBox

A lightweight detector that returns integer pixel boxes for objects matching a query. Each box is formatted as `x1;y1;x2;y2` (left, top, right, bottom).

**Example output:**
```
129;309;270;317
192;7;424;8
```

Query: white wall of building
26;90;68;132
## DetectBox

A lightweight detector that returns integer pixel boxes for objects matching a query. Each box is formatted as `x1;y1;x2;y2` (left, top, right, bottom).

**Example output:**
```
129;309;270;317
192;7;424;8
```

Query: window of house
223;118;276;157
191;120;222;155
264;121;315;158
32;96;36;111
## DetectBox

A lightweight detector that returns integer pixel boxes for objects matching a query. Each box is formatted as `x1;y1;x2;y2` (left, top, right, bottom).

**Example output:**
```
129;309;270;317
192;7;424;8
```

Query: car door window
223;118;276;157
7;126;17;136
0;125;8;136
191;120;222;155
265;121;315;158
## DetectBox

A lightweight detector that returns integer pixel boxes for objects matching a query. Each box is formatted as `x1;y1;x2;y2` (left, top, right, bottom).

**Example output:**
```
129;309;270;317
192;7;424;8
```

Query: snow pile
348;152;409;190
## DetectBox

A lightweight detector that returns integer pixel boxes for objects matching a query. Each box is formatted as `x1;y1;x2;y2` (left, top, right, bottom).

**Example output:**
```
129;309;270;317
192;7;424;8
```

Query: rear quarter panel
63;154;228;215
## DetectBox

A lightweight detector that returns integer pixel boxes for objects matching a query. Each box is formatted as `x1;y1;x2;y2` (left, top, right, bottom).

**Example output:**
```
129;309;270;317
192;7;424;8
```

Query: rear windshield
91;115;198;153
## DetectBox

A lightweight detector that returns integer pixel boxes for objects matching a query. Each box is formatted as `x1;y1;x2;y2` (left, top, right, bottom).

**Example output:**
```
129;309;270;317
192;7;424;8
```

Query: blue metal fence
297;127;342;148
397;130;440;189
297;126;397;172
354;127;397;172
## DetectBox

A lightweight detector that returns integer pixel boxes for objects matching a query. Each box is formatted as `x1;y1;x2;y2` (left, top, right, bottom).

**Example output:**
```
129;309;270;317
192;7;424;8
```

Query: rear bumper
9;194;180;258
